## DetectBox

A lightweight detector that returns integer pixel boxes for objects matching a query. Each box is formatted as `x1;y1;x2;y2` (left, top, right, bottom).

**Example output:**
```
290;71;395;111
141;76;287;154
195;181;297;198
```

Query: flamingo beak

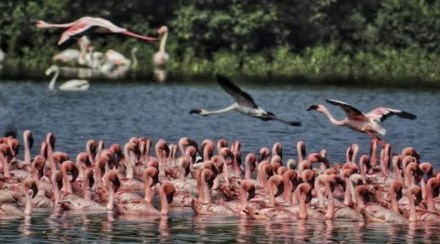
307;105;318;111
247;188;256;201
166;194;174;204
189;109;202;114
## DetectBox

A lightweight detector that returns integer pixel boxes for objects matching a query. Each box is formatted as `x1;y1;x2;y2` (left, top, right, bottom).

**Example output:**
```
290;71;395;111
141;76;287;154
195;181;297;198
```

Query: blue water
0;79;439;242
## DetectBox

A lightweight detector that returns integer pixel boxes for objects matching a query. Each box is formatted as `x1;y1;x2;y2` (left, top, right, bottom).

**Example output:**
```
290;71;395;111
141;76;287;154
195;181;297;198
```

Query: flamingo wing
58;22;96;45
367;107;417;122
325;99;366;120
216;74;258;109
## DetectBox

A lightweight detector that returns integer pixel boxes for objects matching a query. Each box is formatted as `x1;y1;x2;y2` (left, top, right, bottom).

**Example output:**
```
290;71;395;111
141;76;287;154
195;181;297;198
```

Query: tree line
1;0;440;86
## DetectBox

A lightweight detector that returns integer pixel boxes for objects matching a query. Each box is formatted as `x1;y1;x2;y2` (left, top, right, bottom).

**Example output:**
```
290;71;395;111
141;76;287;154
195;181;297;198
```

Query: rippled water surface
0;79;439;242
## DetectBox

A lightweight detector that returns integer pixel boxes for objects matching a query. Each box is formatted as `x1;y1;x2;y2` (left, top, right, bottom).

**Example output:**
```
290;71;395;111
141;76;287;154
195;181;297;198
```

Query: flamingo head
307;104;325;112
157;26;168;35
22;178;38;198
34;20;48;28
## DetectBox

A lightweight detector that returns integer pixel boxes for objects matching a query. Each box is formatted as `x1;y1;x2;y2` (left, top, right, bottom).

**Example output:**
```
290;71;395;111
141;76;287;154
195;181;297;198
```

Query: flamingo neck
258;165;269;191
389;188;399;213
123;145;135;179
244;159;252;179
61;168;73;194
83;177;92;201
159;31;168;53
159;187;170;216
144;175;153;204
24;191;32;216
231;154;241;178
315;175;326;208
426;182;436;212
282;175;294;204
48;68;59;90
342;177;353;206
77;162;84;181
106;185;115;211
197;170;211;204
407;192;417;222
125;153;135;179
380;148;390;177
86;143;96;165
325;181;334;220
238;186;248;210
369;140;378;168
404;167;415;188
392;157;403;184
51;174;61;203
0;153;10;179
131;48;138;69
203;145;213;161
24;137;31;165
297;142;306;163
199;103;238;115
297;189;308;220
38;21;75;29
319;106;346;126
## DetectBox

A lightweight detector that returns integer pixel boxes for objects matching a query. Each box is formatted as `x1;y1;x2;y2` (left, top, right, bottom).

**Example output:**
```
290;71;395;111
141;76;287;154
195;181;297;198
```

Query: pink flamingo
244;153;257;179
354;185;407;223
200;139;215;161
0;179;37;216
35;16;157;45
115;182;176;217
243;182;312;220
405;185;440;222
308;99;416;140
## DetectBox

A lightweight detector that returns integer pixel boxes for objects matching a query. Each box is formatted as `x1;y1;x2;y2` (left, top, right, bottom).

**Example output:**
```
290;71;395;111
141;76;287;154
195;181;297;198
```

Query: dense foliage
1;0;440;86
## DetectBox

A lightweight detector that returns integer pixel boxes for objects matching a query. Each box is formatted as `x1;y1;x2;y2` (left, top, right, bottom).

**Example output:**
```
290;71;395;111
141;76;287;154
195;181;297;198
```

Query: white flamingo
45;65;90;91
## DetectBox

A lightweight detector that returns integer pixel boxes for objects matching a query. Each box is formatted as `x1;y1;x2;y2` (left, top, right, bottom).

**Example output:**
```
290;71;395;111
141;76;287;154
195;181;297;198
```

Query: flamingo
35;16;157;46
153;25;169;82
45;65;90;91
153;25;169;69
307;99;416;140
52;49;80;64
189;75;302;126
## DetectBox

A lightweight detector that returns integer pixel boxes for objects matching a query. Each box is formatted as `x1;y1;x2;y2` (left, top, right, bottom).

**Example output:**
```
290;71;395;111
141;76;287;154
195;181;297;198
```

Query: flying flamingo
307;99;416;140
190;75;302;126
35;16;157;46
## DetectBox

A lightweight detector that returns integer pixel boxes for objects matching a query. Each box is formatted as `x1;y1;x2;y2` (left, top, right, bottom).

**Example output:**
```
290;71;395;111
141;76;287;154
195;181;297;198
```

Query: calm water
0;79;439;242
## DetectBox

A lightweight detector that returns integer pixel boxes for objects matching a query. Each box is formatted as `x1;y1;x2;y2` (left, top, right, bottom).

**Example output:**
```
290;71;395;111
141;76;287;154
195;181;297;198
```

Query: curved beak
307;105;318;111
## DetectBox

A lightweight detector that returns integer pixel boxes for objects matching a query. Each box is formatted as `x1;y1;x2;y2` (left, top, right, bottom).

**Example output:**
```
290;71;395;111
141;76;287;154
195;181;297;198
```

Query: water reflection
2;211;440;242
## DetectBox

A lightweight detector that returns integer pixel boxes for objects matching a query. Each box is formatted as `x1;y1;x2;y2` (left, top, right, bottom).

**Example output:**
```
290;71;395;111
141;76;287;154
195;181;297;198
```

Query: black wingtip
401;111;417;120
289;121;302;126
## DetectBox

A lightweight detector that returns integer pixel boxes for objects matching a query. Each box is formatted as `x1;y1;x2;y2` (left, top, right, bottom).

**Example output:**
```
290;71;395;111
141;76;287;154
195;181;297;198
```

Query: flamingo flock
22;16;436;227
0;129;438;224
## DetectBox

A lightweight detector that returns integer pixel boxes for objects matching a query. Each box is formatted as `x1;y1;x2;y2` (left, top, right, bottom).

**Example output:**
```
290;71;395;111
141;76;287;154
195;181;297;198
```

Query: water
0;79;439;242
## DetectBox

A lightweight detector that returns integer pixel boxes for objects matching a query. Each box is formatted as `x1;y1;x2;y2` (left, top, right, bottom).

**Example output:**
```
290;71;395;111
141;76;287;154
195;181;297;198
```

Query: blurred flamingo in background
153;25;169;82
35;16;157;45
